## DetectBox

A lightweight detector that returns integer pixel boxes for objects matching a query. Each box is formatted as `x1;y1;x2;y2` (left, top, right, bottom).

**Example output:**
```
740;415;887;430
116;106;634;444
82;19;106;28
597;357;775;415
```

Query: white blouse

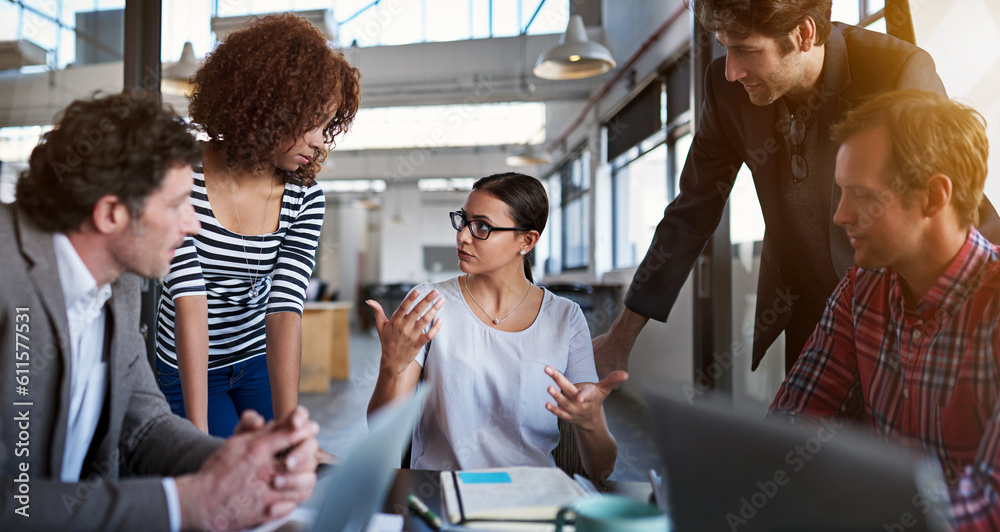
409;277;598;470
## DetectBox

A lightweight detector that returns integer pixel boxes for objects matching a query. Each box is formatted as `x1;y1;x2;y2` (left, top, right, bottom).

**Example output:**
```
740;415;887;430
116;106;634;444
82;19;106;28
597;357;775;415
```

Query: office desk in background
384;470;653;531
300;301;353;393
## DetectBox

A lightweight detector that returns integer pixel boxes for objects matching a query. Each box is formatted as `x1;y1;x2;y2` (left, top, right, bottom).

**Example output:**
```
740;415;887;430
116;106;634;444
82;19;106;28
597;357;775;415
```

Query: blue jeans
156;355;274;437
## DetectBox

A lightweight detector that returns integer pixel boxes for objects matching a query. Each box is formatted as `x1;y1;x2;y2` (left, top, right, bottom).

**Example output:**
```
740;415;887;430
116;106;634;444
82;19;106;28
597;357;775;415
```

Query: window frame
607;53;694;270
546;144;591;272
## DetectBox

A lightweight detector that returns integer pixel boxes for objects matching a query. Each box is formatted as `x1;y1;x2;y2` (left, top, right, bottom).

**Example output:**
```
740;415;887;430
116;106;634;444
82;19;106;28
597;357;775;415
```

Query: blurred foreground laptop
643;389;952;532
252;387;428;532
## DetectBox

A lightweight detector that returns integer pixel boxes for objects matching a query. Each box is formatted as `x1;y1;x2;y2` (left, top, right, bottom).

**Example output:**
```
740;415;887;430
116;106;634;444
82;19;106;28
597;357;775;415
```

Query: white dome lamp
505;144;553;167
162;41;200;97
533;15;616;80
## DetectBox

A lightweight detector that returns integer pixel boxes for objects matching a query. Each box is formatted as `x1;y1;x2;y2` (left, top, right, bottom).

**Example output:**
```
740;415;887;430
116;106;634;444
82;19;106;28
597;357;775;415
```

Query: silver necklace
228;166;275;299
464;275;532;325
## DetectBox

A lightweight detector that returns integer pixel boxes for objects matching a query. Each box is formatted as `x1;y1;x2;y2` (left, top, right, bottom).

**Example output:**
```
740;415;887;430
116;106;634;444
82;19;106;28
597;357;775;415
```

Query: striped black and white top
155;172;325;370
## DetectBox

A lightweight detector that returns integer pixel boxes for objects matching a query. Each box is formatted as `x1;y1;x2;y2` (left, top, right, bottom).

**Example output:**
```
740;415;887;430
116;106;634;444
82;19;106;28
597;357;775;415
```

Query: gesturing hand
544;367;629;432
367;290;444;376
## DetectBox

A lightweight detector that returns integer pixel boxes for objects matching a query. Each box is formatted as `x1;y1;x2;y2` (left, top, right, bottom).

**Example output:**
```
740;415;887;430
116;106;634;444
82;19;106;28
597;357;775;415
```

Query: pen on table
648;468;666;512
408;493;443;530
573;473;599;495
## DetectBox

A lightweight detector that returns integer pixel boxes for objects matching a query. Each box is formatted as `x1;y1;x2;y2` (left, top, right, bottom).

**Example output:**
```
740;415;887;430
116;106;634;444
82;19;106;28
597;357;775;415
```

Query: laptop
643;389;952;532
257;387;428;532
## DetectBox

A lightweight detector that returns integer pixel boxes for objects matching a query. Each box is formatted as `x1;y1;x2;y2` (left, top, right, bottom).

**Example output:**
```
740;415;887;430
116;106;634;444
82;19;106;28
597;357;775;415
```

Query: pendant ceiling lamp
533;15;616;80
162;41;199;97
505;143;553;167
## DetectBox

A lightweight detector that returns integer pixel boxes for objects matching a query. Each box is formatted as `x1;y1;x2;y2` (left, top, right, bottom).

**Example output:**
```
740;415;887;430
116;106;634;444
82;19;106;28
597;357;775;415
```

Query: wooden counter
299;301;353;393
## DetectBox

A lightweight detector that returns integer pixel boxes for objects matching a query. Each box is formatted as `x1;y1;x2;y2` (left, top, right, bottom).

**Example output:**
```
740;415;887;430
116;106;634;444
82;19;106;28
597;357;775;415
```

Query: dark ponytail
472;172;548;283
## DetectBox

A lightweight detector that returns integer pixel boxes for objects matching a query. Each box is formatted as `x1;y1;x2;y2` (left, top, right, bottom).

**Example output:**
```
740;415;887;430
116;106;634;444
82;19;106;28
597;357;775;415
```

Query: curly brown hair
188;13;360;186
691;0;833;52
16;89;200;232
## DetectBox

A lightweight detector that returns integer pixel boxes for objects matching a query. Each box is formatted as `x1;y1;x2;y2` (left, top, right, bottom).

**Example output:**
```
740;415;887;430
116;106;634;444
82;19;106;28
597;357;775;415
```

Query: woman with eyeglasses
366;172;626;480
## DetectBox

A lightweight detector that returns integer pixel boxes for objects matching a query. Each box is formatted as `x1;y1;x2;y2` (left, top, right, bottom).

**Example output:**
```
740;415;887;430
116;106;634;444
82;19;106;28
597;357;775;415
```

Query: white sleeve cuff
162;477;182;532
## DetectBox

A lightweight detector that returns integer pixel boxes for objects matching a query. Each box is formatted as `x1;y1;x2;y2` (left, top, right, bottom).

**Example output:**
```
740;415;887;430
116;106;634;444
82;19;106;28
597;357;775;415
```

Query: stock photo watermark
11;306;32;518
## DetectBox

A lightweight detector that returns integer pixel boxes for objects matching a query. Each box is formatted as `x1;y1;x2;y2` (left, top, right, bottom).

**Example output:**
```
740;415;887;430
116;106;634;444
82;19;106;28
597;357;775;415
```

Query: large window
2;0;129;70
211;0;569;48
832;0;887;32
2;1;569;74
612;140;667;269
547;147;590;272
608;55;692;269
335;0;569;46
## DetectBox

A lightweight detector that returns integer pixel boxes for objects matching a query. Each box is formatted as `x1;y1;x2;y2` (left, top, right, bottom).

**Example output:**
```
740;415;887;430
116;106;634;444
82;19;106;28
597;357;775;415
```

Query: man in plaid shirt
770;89;1000;529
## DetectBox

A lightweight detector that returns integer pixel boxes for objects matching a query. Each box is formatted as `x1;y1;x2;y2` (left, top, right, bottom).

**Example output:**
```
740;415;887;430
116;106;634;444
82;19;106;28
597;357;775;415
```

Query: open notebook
440;466;587;530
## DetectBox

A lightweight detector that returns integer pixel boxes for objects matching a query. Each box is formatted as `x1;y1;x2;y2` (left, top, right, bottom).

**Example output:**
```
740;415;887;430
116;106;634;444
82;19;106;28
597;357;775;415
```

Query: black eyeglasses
789;114;809;183
449;211;527;240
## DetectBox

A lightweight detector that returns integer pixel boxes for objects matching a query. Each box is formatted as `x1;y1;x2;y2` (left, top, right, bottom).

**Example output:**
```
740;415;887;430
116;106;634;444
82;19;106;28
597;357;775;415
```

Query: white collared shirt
53;233;111;482
53;234;181;531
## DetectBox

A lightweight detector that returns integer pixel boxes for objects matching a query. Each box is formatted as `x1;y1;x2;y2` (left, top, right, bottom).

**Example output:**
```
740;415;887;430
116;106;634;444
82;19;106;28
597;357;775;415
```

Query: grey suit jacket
0;203;222;531
624;23;1000;370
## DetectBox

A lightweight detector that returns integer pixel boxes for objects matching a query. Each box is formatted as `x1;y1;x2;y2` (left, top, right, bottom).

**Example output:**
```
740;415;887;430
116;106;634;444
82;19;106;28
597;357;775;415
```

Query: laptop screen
306;387;429;532
643;390;951;532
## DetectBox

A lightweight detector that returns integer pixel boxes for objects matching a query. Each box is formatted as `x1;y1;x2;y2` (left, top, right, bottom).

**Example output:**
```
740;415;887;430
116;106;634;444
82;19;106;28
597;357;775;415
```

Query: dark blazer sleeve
623;61;742;321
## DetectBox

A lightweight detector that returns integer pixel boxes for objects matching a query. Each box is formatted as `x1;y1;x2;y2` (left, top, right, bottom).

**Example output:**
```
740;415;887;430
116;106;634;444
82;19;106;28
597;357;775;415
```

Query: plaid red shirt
770;228;1000;531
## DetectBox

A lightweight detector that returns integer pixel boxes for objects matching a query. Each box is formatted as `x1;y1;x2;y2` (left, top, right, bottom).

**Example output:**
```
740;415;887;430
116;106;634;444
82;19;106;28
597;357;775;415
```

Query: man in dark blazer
593;0;1000;378
0;90;319;531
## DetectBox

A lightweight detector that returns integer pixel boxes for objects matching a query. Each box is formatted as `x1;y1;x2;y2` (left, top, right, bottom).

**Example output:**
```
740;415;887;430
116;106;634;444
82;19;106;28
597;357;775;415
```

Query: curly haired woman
154;14;360;439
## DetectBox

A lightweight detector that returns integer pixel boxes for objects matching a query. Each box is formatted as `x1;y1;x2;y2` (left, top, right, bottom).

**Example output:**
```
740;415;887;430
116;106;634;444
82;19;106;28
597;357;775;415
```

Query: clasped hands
176;406;320;531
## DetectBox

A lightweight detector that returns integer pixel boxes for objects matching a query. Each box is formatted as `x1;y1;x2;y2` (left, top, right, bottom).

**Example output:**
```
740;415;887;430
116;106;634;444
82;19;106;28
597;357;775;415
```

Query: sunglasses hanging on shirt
789;114;809;183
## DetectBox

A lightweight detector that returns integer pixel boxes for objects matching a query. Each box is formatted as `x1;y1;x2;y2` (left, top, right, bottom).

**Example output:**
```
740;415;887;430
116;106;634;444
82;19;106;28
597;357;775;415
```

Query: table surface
383;469;654;531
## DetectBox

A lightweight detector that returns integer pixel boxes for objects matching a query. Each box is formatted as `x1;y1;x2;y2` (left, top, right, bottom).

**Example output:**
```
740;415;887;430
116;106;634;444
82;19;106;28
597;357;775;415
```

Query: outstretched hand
544;367;629;432
367;290;444;376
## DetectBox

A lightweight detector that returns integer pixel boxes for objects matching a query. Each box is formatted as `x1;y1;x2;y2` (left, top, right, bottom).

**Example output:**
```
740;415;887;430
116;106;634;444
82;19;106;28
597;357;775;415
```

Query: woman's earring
519;250;527;256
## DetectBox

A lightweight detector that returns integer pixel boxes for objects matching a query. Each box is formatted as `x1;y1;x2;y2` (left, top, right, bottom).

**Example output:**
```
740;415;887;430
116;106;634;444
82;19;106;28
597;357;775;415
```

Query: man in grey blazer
0;90;320;531
593;0;1000;379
